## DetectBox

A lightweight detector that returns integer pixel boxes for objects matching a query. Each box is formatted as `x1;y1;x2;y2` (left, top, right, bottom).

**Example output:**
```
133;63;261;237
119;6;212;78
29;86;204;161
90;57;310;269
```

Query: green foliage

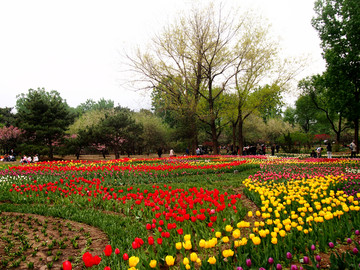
92;106;143;158
74;98;114;116
0;107;17;127
134;110;170;154
15;88;74;159
312;0;360;145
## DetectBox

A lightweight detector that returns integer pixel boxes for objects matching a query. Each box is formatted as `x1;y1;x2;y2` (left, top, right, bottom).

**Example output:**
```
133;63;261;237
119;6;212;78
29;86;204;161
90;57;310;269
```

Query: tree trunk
189;112;198;155
355;119;359;154
48;137;53;160
238;118;244;155
210;119;219;155
232;122;237;149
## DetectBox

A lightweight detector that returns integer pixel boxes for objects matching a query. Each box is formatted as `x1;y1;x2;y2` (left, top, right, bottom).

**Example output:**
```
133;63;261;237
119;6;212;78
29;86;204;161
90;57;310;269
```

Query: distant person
316;147;322;158
157;147;163;158
33;154;39;163
310;150;317;158
185;148;190;155
350;140;357;158
276;144;280;153
196;147;201;155
20;155;28;164
271;144;275;156
169;149;175;157
326;142;332;158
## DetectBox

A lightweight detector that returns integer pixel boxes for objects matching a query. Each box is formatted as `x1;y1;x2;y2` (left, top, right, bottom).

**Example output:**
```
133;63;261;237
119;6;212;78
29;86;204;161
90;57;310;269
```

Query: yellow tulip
184;234;191;241
271;237;278;244
183;240;192;250
222;236;230;243
149;260;157;268
129;256;140;267
252;236;261;245
232;229;241;239
208;256;216;264
190;252;198;262
165;255;175;266
175;242;182;250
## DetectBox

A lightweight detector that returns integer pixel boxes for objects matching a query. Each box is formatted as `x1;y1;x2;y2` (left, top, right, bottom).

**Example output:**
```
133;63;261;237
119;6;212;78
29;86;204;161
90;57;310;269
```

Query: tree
298;75;349;145
0;107;17;127
0;125;23;154
75;98;114;116
294;94;319;133
134;109;170;155
93;107;143;159
225;12;304;154
16;88;74;159
312;0;360;152
129;4;301;154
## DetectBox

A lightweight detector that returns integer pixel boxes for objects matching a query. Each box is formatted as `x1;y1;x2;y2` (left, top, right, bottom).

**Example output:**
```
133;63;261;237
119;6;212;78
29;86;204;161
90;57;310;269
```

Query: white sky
0;0;325;111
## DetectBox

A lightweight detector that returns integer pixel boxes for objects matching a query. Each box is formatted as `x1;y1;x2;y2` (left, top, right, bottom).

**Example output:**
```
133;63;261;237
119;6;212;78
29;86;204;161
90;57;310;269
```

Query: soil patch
0;212;108;270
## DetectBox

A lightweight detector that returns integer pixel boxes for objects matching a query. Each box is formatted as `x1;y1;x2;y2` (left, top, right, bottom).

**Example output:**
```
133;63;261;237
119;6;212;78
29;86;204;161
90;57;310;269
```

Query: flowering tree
0;125;23;154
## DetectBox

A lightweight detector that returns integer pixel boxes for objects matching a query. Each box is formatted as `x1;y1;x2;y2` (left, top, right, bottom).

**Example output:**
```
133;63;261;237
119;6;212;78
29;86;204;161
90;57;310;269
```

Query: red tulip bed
1;156;360;269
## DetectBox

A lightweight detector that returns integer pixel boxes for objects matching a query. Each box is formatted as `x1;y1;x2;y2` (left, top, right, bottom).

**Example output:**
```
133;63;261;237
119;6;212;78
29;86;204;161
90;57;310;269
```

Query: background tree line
0;0;359;159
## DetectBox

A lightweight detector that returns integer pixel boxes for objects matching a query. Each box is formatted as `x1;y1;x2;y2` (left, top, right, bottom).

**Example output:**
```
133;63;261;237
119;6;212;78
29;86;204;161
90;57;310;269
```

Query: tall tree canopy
312;0;360;150
16;88;73;159
129;3;301;154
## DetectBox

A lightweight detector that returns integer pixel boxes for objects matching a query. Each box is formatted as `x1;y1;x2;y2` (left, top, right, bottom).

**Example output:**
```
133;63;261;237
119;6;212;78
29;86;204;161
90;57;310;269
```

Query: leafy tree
75;98;114;116
16;88;74;159
93;107;143;159
298;75;349;145
294;95;319;133
312;0;360;151
0;107;17;127
263;117;300;145
134;109;170;155
283;107;297;127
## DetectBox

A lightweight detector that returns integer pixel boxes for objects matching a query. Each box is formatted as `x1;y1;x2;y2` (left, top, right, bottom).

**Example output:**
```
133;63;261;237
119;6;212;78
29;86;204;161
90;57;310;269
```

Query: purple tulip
316;263;320;269
311;244;316;251
355;230;360;235
315;255;321;262
347;238;352;244
286;252;293;260
236;267;243;270
259;268;266;270
246;259;252;267
290;265;298;270
353;248;359;254
329;242;334;248
268;257;274;265
303;256;310;264
276;263;282;270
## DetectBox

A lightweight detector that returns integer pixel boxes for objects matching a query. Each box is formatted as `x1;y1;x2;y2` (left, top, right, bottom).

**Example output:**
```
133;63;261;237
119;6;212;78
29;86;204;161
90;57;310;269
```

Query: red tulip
148;236;154;245
104;244;112;256
62;261;72;270
115;248;120;255
123;253;129;261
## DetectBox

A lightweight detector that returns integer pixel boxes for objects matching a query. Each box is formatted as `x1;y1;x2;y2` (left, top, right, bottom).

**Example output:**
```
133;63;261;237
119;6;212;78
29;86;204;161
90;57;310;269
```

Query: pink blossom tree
0;125;23;154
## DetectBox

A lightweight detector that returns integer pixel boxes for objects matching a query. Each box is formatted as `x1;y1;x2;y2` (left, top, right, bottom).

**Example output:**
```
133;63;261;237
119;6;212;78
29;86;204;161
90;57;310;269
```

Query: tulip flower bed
0;156;360;269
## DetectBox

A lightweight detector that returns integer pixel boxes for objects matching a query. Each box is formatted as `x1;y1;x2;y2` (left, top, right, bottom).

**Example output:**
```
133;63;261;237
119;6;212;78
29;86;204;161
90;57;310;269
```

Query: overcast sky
0;0;325;111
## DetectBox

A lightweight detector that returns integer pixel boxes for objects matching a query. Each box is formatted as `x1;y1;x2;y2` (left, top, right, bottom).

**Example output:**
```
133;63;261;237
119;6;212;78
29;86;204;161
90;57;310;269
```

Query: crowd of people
0;150;39;163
